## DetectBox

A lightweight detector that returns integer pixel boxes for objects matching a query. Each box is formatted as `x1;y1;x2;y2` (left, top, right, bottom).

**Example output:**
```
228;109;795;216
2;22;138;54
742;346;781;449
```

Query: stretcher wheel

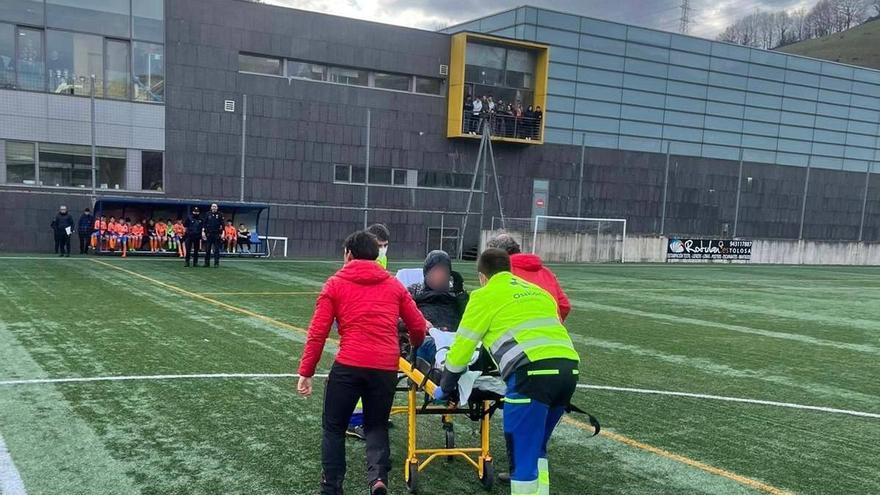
480;459;494;491
406;461;420;494
444;422;455;459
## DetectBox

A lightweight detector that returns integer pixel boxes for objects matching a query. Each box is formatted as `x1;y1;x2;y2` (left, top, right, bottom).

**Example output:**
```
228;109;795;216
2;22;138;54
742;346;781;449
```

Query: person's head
125;217;131;224
83;207;91;214
59;205;68;215
366;223;390;257
239;223;246;229
424;250;452;291
210;203;218;213
148;218;154;225
528;105;533;111
343;230;379;263
191;206;200;217
109;216;116;223
226;220;233;226
476;248;511;286
100;215;106;221
487;233;522;255
536;106;542;112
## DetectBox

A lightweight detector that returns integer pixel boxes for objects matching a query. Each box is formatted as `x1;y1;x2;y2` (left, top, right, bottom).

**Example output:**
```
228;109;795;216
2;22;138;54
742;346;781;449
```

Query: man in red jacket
487;233;571;321
298;230;427;495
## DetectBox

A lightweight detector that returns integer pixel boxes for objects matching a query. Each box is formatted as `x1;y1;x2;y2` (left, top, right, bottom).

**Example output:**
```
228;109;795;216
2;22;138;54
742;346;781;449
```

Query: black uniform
202;211;224;266
77;212;94;254
183;214;204;267
51;212;74;256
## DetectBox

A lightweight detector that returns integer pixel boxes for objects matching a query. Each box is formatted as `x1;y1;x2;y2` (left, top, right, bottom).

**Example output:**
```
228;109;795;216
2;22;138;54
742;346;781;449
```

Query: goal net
486;216;627;263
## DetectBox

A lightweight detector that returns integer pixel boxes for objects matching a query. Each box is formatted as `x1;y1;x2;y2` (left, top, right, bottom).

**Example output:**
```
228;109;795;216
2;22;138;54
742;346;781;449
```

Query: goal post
531;216;627;263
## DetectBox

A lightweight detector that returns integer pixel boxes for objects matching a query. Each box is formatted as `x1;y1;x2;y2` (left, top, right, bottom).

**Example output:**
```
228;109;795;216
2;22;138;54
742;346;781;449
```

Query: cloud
263;0;820;39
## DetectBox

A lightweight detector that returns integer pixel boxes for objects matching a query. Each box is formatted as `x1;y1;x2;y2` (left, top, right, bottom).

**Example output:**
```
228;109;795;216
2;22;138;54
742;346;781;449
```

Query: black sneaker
345;425;365;441
370;480;388;495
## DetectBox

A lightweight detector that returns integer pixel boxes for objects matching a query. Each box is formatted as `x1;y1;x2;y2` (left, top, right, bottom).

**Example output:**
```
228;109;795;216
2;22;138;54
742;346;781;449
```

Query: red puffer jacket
298;260;427;377
510;253;572;322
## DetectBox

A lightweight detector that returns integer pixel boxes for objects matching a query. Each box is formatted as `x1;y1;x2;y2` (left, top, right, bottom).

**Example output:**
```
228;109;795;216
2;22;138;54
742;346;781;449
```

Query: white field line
0;433;27;495
0;373;876;419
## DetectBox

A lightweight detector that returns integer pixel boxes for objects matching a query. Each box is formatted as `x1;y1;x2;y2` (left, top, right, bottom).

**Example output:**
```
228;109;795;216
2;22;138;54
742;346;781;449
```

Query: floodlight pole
364;109;371;228
240;94;247;202
90;75;96;198
733;148;744;237
660;141;671;235
858;162;872;242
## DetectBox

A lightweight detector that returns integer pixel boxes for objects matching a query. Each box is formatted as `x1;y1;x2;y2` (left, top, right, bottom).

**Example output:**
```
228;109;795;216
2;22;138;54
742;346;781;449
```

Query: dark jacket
51;212;74;236
183;215;204;239
77;213;94;235
203;212;224;236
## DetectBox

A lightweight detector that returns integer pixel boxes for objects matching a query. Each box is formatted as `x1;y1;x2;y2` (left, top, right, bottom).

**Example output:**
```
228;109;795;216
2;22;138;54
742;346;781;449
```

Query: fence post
660;141;671;235
363;109;371;228
733;148;744;237
577;133;586;219
859;161;872;242
798;160;812;241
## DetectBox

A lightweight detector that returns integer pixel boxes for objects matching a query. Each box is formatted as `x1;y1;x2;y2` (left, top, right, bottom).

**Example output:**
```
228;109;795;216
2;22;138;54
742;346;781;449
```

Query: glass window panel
392;169;407;185
622;73;663;92
133;0;163;43
710;57;749;75
579;35;625;56
703;130;741;146
5;140;35;184
852;81;880;98
670;141;702;156
820;62;852;79
779;125;813;140
663;125;702;142
621;105;663;123
706;101;743;118
710;42;750;61
619;120;661;138
479;10;515;31
619;135;662;153
741;134;776;150
853;68;880;84
625;43;668;63
575;99;618;118
850;95;880;112
133;42;164;102
506;49;535;88
550;46;578;65
576;82;621;101
667;65;708;83
748;64;785;81
581;18;627;39
548;62;575;81
373;72;410;91
104;39;129;99
543;127;574;145
288;61;325;80
814;115;847;131
370;168;392;185
664;110;704;127
0;0;44;25
47;0;130;38
535;27;579;48
670;34;711;54
666;80;707;98
547;78;575;96
665;96;705;113
777;138;811;153
812;142;844;157
578;51;624;71
743;107;780;125
16;27;43;91
707;86;745;104
844;146;874;160
786;56;820;73
809;155;843;170
415;76;442;95
239;53;281;75
622;88;664;107
781;97;816;114
545;112;573;129
701;144;739;160
704;115;742;132
816;102;849;118
625;59;667;78
776;152;809;166
39;143;124;188
547;95;574;113
668;50;710;69
745;92;781;109
46;31;103;97
709;72;747;90
747;77;782;95
573;115;619;133
536;9;579;31
743;120;778;136
334;165;350;182
785;69;819;87
817;89;849;106
626;27;669;47
328;66;368;86
141;151;163;190
848;120;878;136
749;49;787;68
576;67;622;86
819;75;851;92
0;23;13;89
742;148;776;164
351;166;366;183
466;43;504;86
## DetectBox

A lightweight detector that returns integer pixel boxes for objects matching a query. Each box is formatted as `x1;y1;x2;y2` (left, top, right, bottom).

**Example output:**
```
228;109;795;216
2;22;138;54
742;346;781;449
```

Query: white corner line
0;433;27;495
577;384;880;419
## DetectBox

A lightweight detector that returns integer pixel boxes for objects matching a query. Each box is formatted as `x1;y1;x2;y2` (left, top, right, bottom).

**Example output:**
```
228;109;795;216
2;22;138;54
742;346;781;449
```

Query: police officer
51;205;75;257
183;206;204;267
436;248;580;495
202;203;224;267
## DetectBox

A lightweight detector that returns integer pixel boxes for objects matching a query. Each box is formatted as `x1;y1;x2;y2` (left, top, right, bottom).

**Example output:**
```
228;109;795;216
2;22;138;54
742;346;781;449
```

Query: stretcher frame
394;357;495;494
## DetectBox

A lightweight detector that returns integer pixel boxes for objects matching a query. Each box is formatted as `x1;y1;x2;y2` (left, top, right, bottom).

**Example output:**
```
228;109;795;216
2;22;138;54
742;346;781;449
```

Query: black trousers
204;235;222;265
185;237;200;265
54;234;71;255
321;362;397;495
78;232;90;254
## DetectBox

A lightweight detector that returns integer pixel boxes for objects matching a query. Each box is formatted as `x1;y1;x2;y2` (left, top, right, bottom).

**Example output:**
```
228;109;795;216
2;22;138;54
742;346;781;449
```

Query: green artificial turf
0;257;878;494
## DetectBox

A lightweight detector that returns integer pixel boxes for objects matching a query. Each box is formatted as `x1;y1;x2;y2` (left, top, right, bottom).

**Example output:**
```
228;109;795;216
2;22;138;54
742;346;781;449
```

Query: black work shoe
345;425;365;441
370;480;388;495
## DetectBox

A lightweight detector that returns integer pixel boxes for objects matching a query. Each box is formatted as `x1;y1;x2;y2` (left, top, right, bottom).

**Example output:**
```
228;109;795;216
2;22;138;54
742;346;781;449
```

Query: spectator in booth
223;220;238;254
534;105;543;140
76;207;94;255
487;233;571;322
51;205;74;257
525;105;536;140
513;101;524;138
183;207;204;268
463;94;474;134
470;96;483;134
202;203;224;267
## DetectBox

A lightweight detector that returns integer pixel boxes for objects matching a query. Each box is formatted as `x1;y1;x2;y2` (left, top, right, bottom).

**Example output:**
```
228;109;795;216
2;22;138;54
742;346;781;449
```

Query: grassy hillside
777;18;880;70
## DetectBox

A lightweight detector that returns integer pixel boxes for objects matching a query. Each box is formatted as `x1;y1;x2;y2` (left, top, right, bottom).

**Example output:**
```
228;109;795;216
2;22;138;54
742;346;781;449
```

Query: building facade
0;0;878;255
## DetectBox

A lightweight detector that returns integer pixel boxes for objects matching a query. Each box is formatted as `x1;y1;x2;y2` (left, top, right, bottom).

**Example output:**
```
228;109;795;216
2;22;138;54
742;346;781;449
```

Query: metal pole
479;146;486;234
458;132;487;259
595;221;601;262
660;141;671;235
486;124;506;228
90;75;96;198
363;109;371;228
859;162;872;242
240;94;247;202
577;133;586;219
733;148;744;237
440;214;445;251
798;160;812;241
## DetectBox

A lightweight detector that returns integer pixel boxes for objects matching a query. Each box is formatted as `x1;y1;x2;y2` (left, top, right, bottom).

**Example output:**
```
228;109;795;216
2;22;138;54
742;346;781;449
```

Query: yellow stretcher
394;357;496;494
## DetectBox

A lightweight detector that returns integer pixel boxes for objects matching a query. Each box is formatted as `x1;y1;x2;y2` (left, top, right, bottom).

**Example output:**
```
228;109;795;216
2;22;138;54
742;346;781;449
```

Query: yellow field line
201;291;320;296
91;259;794;495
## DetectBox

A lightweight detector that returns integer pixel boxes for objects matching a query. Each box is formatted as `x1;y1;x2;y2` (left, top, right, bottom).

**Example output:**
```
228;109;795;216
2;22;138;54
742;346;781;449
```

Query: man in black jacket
183;207;204;267
50;205;75;257
202;203;224;267
76;207;94;254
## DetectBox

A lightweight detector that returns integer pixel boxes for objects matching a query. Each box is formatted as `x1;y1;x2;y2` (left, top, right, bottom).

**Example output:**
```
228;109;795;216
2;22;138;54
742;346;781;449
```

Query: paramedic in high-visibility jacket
436;248;580;495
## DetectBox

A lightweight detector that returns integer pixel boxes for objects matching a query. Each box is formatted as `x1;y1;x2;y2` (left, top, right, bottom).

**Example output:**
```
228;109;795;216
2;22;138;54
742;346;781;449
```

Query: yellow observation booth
447;33;549;144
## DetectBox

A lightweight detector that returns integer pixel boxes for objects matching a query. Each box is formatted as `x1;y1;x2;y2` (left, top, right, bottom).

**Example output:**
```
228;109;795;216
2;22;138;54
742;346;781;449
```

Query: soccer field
0;257;878;495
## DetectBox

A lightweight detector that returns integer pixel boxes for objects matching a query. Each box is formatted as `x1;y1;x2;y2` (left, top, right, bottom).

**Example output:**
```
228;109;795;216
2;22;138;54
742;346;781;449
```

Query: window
133;41;163;102
104;39;129;99
46;30;103;97
141;151;163;191
505;49;535;89
373;72;410;91
327;66;368;86
465;42;505;86
415;77;442;95
0;0;44;25
16;27;43;91
37;143;126;188
5;141;35;184
239;53;282;75
0;23;13;88
418;171;475;190
133;0;163;43
369;167;392;185
288;60;324;80
47;0;130;38
334;165;350;182
351;166;366;183
392;168;407;185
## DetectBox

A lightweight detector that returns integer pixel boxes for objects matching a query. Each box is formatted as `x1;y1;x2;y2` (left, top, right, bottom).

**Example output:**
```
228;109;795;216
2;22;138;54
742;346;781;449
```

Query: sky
263;0;816;39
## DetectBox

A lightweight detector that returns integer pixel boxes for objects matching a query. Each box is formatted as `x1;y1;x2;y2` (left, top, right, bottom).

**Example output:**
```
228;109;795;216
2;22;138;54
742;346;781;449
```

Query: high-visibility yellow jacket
444;271;579;379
